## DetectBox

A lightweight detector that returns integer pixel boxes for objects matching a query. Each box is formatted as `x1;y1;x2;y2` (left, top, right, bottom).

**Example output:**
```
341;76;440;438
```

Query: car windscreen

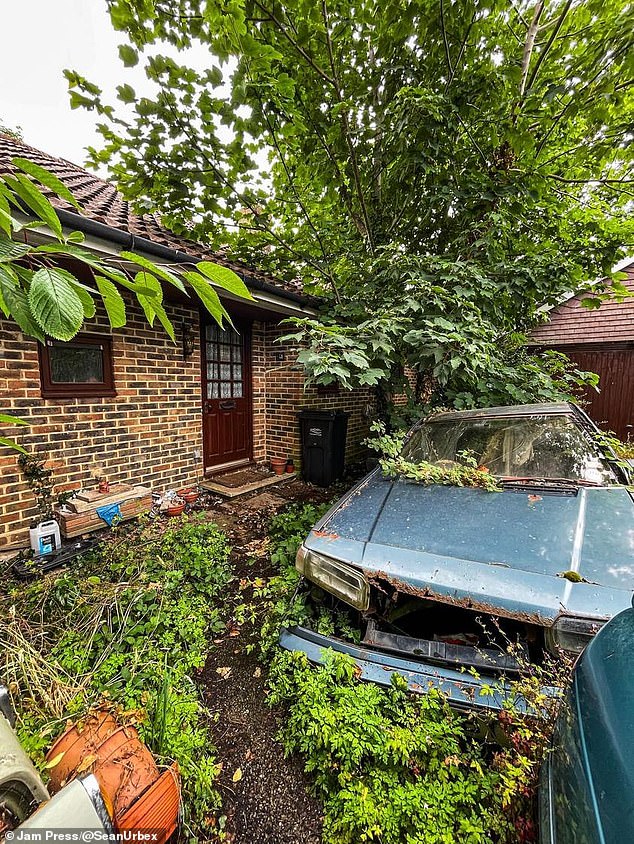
402;415;618;485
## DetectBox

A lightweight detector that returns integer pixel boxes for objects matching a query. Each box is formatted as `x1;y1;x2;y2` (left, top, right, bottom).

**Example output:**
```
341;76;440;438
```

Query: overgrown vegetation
1;515;232;840
252;501;360;658
365;421;501;491
262;502;573;844
68;0;633;411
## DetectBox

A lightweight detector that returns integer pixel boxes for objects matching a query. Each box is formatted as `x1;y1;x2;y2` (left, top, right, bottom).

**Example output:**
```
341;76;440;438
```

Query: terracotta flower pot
177;488;199;504
285;461;295;473
270;458;286;475
91;728;159;818
117;765;180;842
47;721;159;818
166;503;186;517
46;710;119;793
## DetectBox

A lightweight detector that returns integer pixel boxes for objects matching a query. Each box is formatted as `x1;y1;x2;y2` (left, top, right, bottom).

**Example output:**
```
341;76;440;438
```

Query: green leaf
28;267;85;339
12;158;82;212
0;413;29;426
117;84;136;104
0;234;31;263
119;251;187;293
118;44;139;67
2;282;44;341
0;191;12;236
0;436;28;454
4;174;64;238
68;280;97;319
95;276;127;328
196;262;254;301
184;271;230;325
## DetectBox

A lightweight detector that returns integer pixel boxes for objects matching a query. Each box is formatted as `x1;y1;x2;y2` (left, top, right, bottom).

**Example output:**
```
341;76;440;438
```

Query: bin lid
297;408;351;419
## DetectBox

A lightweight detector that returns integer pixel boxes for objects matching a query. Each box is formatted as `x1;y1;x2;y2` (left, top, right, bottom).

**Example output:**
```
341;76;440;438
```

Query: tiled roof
0;134;308;301
529;263;634;346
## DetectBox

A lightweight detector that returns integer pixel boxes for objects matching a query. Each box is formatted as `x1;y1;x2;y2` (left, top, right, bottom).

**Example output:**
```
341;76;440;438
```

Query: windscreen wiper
499;476;602;489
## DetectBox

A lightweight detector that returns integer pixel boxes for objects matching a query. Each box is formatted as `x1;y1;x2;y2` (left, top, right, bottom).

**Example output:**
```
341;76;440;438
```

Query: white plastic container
29;520;61;556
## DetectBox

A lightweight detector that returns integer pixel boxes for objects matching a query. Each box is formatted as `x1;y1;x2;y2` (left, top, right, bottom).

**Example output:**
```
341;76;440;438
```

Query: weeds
1;514;231;840
261;501;574;844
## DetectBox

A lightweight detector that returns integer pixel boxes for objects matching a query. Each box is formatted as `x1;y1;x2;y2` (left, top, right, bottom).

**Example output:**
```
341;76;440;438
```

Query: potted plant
270;457;286;475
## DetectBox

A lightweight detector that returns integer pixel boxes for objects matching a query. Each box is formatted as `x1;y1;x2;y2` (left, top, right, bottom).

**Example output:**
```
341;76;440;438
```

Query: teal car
540;602;634;844
281;403;634;710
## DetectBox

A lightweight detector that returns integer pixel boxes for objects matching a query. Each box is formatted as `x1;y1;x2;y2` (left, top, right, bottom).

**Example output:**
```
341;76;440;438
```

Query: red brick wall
1;310;374;548
0;300;204;548
253;323;375;465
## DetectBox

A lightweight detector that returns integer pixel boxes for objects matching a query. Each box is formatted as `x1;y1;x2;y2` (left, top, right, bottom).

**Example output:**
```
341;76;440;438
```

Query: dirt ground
198;478;336;844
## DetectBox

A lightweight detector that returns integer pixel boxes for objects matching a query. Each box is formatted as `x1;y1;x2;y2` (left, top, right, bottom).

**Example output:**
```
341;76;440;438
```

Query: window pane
207;382;219;399
220;382;231;398
232;382;243;398
218;363;229;379
220;344;231;361
233;364;242;381
231;344;242;363
207;363;218;380
49;343;104;383
206;324;219;341
206;342;217;361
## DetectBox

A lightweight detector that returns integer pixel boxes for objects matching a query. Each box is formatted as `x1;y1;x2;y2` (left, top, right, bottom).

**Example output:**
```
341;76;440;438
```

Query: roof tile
0;134;308;301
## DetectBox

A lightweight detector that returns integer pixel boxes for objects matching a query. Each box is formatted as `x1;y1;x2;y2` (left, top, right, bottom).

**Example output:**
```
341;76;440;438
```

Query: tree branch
320;0;375;253
519;2;545;98
250;0;335;87
524;0;573;97
439;0;454;79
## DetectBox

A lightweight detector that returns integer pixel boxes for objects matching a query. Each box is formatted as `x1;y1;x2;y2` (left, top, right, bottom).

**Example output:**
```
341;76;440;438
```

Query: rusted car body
281;402;634;710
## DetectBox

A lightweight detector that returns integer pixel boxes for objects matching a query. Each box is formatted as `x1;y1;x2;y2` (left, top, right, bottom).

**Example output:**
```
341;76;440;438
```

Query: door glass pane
207;363;218;380
206;342;216;360
207;382;219;399
231;344;242;363
232;382;243;398
233;364;242;381
49;343;104;383
220;364;231;379
220;344;231;361
220;382;232;398
206;324;219;341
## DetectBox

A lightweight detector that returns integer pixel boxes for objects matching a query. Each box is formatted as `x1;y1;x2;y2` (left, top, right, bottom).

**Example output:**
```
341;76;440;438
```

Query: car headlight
296;545;370;611
545;614;607;655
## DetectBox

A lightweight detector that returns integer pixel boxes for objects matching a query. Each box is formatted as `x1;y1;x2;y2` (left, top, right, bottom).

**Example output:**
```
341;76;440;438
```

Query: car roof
426;402;577;423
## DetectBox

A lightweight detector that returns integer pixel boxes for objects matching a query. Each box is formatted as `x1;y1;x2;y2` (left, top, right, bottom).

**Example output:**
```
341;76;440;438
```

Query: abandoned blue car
281;402;634;710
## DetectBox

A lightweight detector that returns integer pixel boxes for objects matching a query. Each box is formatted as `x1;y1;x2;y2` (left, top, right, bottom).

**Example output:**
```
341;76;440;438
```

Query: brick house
528;260;634;440
0;137;374;548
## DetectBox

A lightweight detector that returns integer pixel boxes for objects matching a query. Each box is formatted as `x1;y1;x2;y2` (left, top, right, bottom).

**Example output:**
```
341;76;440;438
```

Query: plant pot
177;488;199;504
46;710;119;793
91;729;159;818
270;458;286;476
285;461;295;473
98;480;110;494
166;503;186;517
117;764;180;842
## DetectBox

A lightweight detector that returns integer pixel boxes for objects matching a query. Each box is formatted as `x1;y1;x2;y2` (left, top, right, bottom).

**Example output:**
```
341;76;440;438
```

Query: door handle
219;400;236;410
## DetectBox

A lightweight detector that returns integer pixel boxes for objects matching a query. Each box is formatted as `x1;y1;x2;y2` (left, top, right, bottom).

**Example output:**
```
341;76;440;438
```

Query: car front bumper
280;625;524;712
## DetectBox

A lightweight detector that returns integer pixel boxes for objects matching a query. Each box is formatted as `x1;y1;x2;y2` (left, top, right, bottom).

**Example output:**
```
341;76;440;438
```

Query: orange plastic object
116;765;180;843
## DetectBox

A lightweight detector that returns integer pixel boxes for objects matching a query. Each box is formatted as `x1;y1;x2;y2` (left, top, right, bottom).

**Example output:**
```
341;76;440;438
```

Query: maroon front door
202;319;252;471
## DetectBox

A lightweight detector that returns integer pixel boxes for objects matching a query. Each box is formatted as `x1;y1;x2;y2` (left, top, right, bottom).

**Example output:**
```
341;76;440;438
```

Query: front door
201;318;253;471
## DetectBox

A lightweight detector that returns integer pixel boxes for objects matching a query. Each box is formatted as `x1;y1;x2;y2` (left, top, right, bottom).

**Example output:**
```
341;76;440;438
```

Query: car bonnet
305;472;634;622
